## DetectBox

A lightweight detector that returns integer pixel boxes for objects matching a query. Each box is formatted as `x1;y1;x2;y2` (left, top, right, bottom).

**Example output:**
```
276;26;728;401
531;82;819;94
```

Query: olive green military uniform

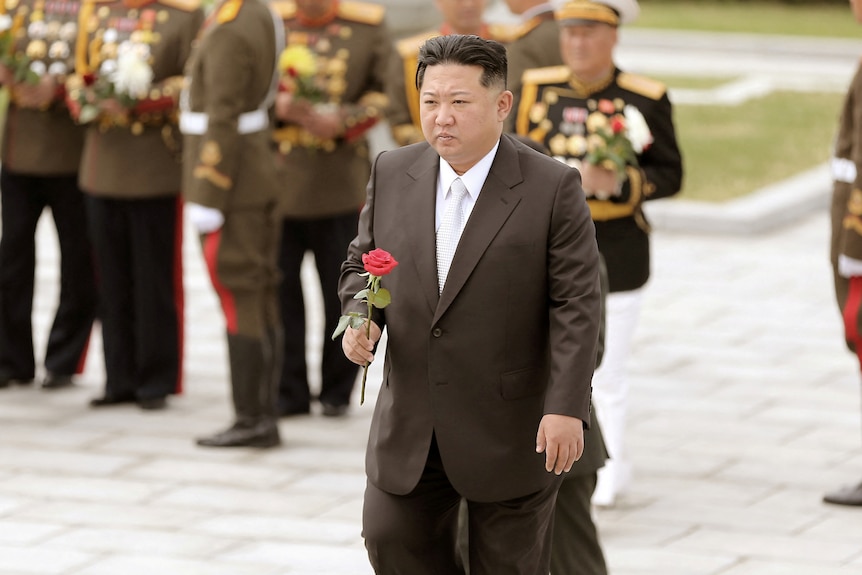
0;0;97;388
67;0;203;406
182;0;282;446
386;22;517;147
270;0;390;415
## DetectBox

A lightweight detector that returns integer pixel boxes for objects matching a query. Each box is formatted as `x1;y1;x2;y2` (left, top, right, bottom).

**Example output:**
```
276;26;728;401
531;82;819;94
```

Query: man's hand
342;319;381;366
536;414;584;475
579;162;621;200
300;106;343;140
274;92;313;123
12;74;57;110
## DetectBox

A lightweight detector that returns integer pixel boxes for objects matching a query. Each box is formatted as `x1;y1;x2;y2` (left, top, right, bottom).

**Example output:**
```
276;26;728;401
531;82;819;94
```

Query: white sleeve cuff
838;254;862;278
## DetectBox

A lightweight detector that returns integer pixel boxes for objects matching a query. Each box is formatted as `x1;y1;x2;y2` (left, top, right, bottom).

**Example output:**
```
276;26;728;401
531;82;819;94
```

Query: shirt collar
438;140;501;201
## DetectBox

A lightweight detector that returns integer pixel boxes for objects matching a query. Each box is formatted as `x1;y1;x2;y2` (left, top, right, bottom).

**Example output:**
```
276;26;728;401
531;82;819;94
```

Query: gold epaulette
521;65;570;86
514;16;542;40
396;30;437;59
617;72;666;101
338;1;384;25
488;22;519;43
159;0;201;11
216;0;243;23
270;0;295;19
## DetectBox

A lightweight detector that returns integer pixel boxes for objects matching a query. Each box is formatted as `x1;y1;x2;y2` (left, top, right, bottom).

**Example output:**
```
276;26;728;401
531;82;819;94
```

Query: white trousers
591;288;644;506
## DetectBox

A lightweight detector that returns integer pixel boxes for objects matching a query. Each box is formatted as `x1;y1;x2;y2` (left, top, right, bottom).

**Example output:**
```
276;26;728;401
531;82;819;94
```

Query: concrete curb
644;163;831;235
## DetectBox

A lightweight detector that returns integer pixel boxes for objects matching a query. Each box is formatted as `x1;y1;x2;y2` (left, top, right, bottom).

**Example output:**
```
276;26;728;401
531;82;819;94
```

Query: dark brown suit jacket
339;134;601;503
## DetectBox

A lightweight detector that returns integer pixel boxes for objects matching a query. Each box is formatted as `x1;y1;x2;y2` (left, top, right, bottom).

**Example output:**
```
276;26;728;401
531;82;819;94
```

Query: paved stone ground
4;24;862;575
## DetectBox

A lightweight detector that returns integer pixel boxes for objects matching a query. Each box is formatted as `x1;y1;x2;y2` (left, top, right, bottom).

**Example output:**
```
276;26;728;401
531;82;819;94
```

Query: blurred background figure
514;0;683;507
0;0;97;392
824;0;862;508
503;0;561;107
67;0;204;410
182;0;283;448
386;0;517;147
272;0;391;418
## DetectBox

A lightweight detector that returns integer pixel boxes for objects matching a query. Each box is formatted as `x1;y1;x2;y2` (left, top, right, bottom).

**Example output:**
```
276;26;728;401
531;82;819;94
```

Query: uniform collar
296;0;339;27
568;67;616;97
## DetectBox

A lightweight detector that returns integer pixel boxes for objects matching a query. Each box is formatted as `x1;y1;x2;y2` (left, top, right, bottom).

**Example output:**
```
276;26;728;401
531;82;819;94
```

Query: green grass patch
633;1;859;38
675;91;844;202
653;75;739;90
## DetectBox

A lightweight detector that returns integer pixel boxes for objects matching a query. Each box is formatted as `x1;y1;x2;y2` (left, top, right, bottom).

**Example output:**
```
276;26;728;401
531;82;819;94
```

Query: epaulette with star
488;22;519;43
617;72;666;101
338;1;384;25
521;65;570;86
160;0;201;11
395;30;437;58
216;0;243;23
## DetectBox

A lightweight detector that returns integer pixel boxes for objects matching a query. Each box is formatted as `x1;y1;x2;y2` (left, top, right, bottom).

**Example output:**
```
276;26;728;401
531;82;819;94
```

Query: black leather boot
197;334;281;448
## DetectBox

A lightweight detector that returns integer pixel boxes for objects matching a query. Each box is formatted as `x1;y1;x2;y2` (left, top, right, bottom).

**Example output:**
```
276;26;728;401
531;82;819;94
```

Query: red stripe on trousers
843;275;862;371
203;230;239;334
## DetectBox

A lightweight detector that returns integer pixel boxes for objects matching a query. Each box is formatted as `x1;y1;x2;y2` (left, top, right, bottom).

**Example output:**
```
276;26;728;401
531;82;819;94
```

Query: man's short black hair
415;34;508;92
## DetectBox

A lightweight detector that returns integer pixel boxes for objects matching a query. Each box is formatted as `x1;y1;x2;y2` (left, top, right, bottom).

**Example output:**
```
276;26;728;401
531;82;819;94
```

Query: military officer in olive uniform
503;0;561;129
385;0;516;147
182;0;283;448
515;0;682;507
270;0;390;418
66;0;204;410
0;0;98;391
823;0;862;508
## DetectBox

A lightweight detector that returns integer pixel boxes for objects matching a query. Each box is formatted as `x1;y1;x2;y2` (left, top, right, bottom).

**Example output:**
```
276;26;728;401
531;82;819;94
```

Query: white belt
179;109;269;135
832;157;857;184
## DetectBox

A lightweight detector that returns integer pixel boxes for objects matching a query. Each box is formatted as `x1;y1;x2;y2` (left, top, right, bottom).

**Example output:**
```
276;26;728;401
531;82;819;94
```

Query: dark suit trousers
0;169;97;379
85;195;182;399
277;212;360;410
363;435;562;575
551;473;608;575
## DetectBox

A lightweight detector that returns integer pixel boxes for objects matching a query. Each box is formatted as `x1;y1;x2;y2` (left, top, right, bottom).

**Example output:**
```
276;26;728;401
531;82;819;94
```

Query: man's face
420;63;512;175
296;0;335;18
559;22;617;81
435;0;487;34
504;0;530;15
852;0;862;24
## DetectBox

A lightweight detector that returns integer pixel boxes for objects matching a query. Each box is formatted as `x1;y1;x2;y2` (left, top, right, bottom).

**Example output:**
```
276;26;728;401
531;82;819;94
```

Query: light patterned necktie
436;177;469;294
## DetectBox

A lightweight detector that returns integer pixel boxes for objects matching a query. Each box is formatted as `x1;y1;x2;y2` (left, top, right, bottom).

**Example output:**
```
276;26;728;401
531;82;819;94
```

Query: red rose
610;116;626;134
82;72;96;86
362;248;398;276
598;99;615;114
287;66;299;78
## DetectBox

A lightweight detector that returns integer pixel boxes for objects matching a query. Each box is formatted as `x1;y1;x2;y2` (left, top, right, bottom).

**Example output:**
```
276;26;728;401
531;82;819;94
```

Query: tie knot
449;178;468;201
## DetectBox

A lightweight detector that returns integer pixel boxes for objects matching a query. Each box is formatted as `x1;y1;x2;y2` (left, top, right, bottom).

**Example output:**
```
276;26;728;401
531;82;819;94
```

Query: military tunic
386;22;517;147
831;61;862;366
0;0;97;384
516;66;683;292
182;0;282;435
270;0;390;414
69;0;203;402
506;8;560;103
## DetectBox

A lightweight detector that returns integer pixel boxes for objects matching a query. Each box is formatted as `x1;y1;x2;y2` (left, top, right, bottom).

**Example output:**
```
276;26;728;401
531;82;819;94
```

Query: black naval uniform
515;65;683;294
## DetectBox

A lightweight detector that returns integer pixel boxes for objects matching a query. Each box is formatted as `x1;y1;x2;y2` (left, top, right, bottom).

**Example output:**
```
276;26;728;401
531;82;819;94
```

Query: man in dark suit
338;34;601;574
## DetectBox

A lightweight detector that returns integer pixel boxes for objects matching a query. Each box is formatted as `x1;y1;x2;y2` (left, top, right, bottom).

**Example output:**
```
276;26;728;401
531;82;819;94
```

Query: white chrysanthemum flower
0;14;13;32
112;47;152;99
29;60;46;76
623;105;653;153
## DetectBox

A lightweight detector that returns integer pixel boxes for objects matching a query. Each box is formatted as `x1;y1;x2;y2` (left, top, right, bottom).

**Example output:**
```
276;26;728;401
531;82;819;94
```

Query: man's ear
497;90;514;121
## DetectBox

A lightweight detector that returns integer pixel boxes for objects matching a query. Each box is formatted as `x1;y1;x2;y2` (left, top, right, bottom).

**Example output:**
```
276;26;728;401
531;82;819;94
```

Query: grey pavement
4;25;862;575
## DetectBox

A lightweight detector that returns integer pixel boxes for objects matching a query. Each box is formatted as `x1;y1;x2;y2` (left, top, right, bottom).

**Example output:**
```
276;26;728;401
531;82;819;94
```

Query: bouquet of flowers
0;12;40;84
277;44;324;103
584;100;653;183
331;248;398;405
67;41;153;125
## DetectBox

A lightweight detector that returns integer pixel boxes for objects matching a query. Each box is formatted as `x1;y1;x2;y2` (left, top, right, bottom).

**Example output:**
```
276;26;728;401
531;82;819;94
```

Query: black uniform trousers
0;168;97;380
85;195;182;400
277;211;360;411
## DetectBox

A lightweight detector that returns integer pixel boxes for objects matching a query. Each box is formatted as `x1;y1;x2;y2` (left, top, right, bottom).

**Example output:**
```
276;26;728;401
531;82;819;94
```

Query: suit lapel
434;136;524;323
403;145;442;315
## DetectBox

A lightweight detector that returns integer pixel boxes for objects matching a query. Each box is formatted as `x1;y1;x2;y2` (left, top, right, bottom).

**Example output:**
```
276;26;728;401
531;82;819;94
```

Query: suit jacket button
432;328;442;337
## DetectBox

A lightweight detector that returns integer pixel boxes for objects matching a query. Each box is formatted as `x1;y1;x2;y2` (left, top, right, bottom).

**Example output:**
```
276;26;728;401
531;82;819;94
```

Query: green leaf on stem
372;287;391;308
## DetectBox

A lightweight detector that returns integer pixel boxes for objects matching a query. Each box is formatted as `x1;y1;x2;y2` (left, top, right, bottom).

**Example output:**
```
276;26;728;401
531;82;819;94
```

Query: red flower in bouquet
332;248;398;405
583;101;653;185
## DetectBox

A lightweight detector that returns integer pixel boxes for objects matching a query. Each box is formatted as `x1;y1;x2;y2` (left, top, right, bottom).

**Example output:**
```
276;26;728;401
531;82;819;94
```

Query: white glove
839;254;862;278
186;202;224;234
